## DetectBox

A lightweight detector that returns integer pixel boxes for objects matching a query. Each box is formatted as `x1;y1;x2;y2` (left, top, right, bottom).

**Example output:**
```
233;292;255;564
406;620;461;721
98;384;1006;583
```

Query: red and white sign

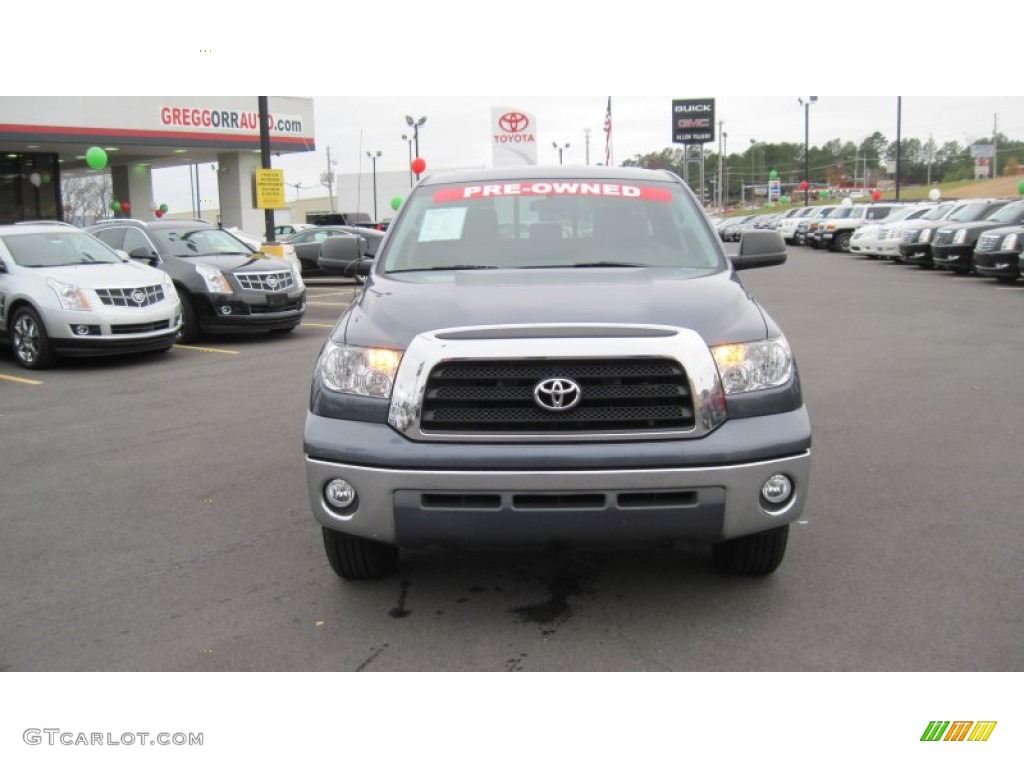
435;182;672;202
492;107;538;167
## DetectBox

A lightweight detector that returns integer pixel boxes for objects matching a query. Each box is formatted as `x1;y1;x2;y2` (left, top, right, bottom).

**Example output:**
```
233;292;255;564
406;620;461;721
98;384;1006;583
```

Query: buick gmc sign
672;98;715;144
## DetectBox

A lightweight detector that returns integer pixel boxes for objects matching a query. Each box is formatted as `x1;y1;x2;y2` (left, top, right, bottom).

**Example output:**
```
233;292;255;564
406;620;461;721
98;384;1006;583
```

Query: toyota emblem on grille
131;289;146;305
533;378;581;411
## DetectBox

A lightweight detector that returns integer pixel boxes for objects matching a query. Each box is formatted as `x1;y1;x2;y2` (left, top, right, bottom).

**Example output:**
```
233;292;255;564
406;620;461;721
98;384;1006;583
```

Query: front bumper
43;301;181;355
304;407;812;547
196;290;306;332
974;250;1021;279
900;243;932;264
932;244;974;269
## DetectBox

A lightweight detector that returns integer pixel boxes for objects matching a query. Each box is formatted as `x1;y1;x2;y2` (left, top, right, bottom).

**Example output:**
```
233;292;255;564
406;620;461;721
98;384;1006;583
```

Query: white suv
0;223;181;369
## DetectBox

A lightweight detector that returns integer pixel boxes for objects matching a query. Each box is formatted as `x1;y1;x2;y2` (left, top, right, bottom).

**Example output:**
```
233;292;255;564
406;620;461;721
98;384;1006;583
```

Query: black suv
88;219;305;342
931;199;1024;274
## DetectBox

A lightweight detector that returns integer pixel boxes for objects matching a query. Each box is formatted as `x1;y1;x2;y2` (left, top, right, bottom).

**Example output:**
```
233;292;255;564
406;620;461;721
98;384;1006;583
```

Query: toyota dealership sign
492;107;538;166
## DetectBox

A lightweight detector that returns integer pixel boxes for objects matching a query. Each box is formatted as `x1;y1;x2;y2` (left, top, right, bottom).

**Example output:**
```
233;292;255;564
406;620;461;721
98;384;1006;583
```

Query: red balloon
411;157;426;175
799;180;808;191
120;201;131;213
871;190;882;201
155;209;164;218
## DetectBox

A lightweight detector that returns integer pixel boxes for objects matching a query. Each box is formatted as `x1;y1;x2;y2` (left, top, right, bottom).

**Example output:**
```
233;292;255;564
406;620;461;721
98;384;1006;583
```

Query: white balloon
29;172;41;187
929;188;941;201
841;197;853;207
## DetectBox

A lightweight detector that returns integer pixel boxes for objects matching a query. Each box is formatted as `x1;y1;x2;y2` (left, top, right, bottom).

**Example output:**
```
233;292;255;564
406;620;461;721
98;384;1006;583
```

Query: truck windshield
380;179;723;273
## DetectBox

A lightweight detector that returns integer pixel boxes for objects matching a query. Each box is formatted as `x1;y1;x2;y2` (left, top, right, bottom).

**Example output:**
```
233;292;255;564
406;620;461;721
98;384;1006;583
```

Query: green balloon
390;196;403;211
159;203;169;213
111;200;120;211
769;169;778;180
818;190;828;199
86;147;108;170
780;195;790;204
1018;180;1024;195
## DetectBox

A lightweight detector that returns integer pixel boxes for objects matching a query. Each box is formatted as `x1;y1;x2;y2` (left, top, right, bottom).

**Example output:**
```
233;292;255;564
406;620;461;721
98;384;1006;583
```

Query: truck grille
235;271;294;292
420;358;695;433
95;285;164;307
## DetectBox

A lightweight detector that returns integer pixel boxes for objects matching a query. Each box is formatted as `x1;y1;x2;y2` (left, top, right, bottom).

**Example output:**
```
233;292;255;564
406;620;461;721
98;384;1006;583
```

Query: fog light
761;474;793;508
219;305;232;316
324;478;357;511
73;324;90;336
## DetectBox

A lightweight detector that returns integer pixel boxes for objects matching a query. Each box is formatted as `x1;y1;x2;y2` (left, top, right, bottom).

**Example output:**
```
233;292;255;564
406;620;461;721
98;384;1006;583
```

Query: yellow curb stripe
306;290;356;298
0;373;43;385
301;322;335;328
307;301;351;307
173;344;240;355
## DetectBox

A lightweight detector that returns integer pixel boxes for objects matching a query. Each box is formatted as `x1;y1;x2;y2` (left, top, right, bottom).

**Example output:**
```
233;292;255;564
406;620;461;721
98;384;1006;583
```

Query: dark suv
931;199;1024;274
88;219;305;342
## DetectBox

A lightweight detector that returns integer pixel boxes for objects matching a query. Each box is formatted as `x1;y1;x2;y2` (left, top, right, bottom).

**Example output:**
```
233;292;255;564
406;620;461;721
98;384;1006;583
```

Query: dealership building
0;96;316;230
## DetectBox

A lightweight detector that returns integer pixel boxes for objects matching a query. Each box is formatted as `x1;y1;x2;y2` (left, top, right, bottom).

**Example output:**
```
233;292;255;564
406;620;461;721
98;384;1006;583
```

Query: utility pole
321;147;337;213
993;113;999;178
717;121;724;209
583;128;592;165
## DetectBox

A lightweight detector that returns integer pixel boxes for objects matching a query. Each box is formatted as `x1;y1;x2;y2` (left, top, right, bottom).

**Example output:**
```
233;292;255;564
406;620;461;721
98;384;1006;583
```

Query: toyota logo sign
498;112;530;133
533;378;582;412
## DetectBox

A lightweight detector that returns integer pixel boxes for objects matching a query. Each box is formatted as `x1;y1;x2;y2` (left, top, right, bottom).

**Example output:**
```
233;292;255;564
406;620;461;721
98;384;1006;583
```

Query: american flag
603;97;613;166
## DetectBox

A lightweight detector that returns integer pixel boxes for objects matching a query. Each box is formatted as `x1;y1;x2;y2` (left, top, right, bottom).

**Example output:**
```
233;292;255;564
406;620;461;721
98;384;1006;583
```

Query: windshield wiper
394;265;499;272
572;261;646;268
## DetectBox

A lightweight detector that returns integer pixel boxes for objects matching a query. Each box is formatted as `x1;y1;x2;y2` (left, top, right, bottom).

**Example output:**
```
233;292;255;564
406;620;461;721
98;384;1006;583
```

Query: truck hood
339;267;770;350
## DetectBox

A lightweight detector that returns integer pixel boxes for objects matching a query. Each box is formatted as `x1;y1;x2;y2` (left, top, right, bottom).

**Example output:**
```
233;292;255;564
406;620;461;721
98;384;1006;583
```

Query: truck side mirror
731;231;787;270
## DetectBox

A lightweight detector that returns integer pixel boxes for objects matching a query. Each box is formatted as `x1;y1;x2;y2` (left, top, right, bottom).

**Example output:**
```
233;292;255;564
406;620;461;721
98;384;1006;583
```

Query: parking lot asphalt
0;260;1021;672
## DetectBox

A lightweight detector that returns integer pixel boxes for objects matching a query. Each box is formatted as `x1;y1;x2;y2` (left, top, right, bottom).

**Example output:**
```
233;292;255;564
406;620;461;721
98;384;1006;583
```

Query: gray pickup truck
303;167;811;580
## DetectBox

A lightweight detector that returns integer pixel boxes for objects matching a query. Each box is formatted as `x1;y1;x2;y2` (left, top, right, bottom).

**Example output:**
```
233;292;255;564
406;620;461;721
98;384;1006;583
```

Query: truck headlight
1001;233;1019;251
195;264;233;294
317;341;402;398
46;277;92;311
711;337;793;395
952;229;968;245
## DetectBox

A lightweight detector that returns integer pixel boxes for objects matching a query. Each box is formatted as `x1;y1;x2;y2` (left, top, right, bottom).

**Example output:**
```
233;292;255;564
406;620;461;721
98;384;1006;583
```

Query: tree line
622;131;1022;203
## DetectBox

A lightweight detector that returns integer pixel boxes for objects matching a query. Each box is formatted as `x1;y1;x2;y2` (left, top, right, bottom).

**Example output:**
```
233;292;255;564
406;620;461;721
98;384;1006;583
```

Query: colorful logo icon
921;721;997;742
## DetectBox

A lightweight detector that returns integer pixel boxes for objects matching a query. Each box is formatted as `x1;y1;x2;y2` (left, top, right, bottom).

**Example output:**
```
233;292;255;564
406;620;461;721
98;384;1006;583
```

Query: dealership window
0;153;61;224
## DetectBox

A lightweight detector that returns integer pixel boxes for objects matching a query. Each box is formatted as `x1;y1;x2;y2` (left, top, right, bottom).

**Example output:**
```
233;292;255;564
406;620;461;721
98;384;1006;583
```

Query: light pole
366;150;382;222
722;131;728;206
552;141;570;165
405;115;427;180
798;97;817;205
401;133;414;187
749;139;764;202
583;128;591;165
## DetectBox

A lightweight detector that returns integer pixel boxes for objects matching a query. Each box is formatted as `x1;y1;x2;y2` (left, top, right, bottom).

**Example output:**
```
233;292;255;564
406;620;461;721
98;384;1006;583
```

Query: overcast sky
13;2;1022;213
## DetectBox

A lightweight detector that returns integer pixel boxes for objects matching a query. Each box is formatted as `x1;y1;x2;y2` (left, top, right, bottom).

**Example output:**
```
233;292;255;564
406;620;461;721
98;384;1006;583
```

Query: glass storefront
0;152;61;224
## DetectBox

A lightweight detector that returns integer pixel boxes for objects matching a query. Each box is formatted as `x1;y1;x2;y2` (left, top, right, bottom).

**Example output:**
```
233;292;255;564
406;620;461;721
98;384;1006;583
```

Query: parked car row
0;220;309;369
789;197;1024;283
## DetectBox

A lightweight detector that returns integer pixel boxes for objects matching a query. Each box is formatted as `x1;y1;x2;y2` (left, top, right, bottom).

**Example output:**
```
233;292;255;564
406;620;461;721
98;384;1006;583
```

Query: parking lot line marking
0;373;43;385
306;290;356;298
301;322;335;328
307;301;350;307
173;344;240;355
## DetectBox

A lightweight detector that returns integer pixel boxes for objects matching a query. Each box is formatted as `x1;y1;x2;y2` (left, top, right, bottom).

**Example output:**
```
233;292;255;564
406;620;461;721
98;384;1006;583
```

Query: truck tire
834;232;852;253
322;527;399;580
712;525;789;576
